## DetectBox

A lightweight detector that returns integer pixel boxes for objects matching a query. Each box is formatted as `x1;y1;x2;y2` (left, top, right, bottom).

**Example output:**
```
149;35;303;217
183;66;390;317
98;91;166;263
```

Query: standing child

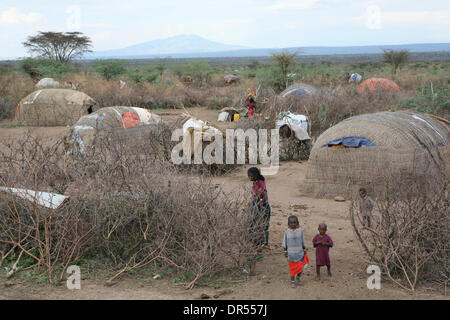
247;167;271;275
282;216;309;288
312;222;333;280
247;97;256;116
359;187;374;228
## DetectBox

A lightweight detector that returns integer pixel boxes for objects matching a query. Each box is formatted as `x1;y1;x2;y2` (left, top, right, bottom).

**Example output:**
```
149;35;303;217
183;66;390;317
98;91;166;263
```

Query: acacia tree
271;50;299;90
383;49;409;74
23;31;92;63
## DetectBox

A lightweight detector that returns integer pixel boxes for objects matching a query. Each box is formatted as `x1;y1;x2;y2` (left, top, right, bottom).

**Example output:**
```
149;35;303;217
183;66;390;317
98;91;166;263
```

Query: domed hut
304;111;449;198
35;78;61;89
224;74;239;84
67;106;163;154
357;78;401;94
280;84;317;98
15;89;97;127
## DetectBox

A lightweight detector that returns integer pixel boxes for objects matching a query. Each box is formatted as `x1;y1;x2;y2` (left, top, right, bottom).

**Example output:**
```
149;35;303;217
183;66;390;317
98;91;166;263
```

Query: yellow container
234;113;240;121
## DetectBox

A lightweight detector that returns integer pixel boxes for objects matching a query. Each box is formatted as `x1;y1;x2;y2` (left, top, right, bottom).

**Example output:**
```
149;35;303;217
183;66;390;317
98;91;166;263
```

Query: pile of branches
349;167;449;292
0;130;263;288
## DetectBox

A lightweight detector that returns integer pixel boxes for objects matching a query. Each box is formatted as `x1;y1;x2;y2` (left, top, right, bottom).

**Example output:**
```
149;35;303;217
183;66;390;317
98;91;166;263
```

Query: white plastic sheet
0;187;68;210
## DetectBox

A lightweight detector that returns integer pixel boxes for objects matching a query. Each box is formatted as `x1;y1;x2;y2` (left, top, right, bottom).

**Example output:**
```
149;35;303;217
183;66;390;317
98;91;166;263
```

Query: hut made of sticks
304;111;449;198
15;89;97;127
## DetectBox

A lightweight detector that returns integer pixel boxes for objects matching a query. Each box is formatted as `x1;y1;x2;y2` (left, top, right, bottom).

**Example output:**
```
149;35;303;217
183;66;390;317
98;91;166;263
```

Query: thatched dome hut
357;78;400;94
304;111;449;198
280;84;318;98
15;89;96;127
67;106;163;154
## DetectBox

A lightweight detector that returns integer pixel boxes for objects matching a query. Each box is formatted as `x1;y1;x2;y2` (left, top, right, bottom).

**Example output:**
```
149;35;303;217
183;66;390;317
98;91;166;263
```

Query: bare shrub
0;73;35;120
349;160;449;292
0;129;263;288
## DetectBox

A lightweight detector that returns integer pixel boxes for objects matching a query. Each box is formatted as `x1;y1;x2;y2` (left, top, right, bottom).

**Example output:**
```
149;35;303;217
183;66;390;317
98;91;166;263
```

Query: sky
1;0;450;59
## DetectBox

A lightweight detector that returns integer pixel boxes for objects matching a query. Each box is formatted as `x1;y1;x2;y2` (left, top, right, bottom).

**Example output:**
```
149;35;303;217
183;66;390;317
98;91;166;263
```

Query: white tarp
349;73;363;84
217;111;230;122
276;112;310;141
0;187;68;210
35;78;61;88
182;117;222;158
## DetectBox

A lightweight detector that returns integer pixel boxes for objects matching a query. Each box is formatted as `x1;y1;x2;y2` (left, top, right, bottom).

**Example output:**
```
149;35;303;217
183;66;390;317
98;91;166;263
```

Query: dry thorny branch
349;159;449;292
0;129;264;288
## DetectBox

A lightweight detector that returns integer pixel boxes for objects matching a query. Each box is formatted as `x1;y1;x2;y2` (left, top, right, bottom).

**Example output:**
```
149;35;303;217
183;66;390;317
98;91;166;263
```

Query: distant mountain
87;35;450;60
89;34;248;58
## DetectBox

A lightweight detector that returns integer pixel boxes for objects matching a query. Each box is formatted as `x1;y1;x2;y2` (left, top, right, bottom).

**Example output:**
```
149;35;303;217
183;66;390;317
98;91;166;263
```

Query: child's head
359;187;367;198
247;167;264;182
288;216;299;229
318;222;327;235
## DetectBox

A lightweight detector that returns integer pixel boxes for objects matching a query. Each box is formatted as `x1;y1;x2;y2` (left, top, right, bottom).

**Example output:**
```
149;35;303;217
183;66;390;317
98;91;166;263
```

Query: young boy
312;222;333;280
282;216;309;288
359;187;374;228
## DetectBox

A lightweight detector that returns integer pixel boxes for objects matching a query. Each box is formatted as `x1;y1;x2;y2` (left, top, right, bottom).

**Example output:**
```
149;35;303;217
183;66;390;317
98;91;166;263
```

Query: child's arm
327;235;333;247
302;231;306;252
312;235;318;247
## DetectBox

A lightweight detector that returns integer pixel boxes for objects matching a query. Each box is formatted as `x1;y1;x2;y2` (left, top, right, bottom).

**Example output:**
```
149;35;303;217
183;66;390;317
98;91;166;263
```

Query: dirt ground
0;108;447;300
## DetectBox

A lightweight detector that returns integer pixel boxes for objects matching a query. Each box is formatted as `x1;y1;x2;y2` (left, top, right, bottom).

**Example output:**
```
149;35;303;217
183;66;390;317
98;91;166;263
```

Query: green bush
394;84;450;117
126;68;159;83
0;64;13;75
20;58;72;78
94;59;126;80
255;65;288;93
188;60;214;85
169;64;190;78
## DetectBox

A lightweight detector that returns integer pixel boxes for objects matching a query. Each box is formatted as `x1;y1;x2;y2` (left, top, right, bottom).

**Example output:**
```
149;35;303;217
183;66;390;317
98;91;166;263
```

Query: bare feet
315;275;321;281
290;281;296;288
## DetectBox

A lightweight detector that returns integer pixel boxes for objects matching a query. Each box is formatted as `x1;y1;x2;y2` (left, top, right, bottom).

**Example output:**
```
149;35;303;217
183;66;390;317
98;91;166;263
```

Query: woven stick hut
66;106;163;154
304;111;449;198
15;89;97;127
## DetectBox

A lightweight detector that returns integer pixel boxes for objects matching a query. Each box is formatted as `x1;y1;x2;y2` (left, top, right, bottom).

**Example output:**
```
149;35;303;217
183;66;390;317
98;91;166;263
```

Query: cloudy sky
1;0;449;58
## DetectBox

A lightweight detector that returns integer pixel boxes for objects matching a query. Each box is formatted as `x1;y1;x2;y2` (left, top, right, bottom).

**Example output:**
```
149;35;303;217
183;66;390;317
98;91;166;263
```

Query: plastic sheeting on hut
304;111;449;198
67;106;162;154
182;117;222;159
348;73;362;84
35;78;61;89
15;89;97;127
217;107;240;122
280;84;317;98
276;111;310;141
224;74;239;84
357;78;400;94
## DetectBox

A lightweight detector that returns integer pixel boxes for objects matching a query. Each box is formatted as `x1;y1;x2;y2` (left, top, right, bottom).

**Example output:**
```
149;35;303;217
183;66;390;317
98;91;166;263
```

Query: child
247;97;255;116
247;167;271;246
282;216;309;288
246;167;271;276
359;187;374;228
312;222;333;280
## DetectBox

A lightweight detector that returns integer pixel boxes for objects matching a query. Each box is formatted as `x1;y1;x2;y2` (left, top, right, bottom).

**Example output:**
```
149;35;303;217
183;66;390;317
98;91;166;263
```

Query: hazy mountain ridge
89;34;249;58
89;35;450;59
